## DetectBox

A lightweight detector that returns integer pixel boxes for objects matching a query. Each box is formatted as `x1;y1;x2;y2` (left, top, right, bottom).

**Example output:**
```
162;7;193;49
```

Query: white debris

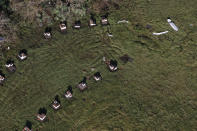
153;31;169;35
117;20;129;24
103;57;106;62
107;33;113;37
167;18;178;31
91;68;95;71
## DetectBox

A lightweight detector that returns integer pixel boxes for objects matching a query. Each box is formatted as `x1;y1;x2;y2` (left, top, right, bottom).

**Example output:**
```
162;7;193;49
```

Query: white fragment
167;18;178;31
91;68;95;71
153;31;169;35
103;57;106;62
117;20;129;24
107;33;113;37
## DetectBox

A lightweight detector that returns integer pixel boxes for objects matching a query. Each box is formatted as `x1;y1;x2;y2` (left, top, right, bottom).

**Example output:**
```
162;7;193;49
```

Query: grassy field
0;0;197;130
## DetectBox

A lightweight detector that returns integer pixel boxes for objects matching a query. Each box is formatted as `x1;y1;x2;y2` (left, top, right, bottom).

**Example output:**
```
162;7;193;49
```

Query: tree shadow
38;107;47;115
55;95;61;104
25;120;32;129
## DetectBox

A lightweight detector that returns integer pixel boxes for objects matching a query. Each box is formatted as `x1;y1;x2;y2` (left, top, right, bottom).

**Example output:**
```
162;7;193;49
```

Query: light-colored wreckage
167;18;178;31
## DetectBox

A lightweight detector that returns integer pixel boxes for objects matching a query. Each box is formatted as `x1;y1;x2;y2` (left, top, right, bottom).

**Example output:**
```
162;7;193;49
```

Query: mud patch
120;54;133;63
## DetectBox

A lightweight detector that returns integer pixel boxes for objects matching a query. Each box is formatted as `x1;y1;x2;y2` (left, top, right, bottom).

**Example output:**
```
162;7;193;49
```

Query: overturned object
64;86;73;99
18;49;27;60
37;107;47;122
153;31;169;35
51;95;61;110
77;77;88;91
93;72;102;81
167;17;178;31
74;20;81;29
5;60;16;72
108;60;118;72
59;21;67;32
0;72;5;85
44;27;52;39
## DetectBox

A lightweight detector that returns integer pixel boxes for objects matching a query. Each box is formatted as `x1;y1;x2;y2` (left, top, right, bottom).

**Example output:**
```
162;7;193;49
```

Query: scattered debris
117;20;129;24
167;18;178;31
153;31;169;36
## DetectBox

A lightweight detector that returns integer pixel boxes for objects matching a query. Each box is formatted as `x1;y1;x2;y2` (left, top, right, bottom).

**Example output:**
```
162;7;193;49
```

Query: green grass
0;0;197;130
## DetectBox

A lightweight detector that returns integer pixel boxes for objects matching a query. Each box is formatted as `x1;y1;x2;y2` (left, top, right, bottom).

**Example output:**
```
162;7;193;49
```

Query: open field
0;0;197;130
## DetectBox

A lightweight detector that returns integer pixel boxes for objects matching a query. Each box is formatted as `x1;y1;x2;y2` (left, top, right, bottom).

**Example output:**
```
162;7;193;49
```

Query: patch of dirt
120;54;133;63
91;0;121;14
